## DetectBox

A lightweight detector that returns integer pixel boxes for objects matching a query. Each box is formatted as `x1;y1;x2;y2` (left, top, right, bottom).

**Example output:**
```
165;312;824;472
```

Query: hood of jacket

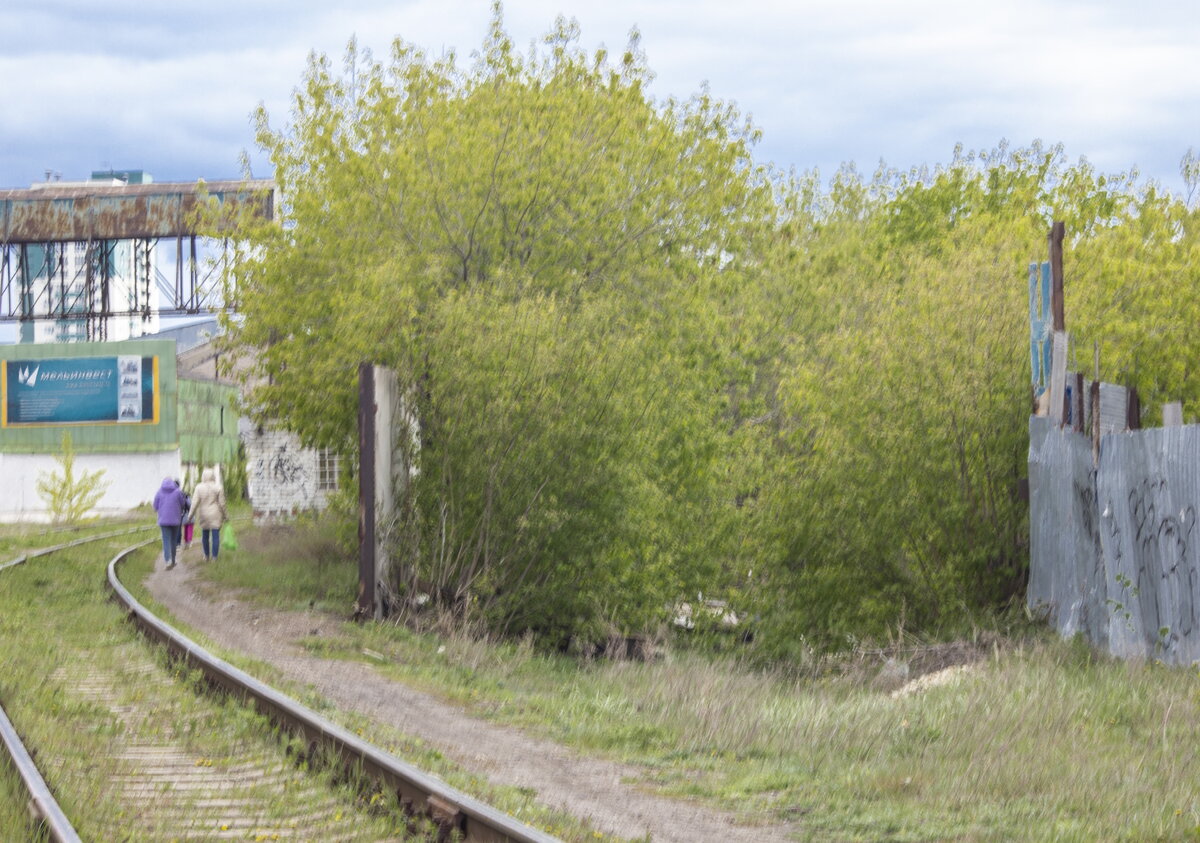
161;477;177;492
201;468;216;483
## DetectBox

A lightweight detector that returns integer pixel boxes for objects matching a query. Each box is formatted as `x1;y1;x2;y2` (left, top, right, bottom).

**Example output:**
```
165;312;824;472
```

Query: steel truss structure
0;180;273;340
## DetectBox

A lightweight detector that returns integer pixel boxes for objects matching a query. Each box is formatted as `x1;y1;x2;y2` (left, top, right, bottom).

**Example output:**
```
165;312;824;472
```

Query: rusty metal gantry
0;180;274;340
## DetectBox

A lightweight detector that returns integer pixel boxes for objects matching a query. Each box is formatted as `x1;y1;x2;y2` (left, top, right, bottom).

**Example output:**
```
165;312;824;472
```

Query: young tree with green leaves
36;432;110;525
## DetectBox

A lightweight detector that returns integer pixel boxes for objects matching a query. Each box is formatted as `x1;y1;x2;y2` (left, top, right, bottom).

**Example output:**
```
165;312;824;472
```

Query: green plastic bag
221;522;238;552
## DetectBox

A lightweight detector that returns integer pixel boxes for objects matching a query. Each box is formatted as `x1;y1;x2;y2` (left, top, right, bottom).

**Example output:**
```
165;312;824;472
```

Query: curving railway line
0;529;560;842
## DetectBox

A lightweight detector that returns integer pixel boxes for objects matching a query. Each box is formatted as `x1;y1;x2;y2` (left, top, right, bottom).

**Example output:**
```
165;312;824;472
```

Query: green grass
121;538;610;842
0;510;150;560
0;534;415;840
184;520;1200;841
195;518;354;613
0;751;46;841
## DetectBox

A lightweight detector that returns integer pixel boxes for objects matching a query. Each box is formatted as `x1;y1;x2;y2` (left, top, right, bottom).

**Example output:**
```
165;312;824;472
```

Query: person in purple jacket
152;477;188;569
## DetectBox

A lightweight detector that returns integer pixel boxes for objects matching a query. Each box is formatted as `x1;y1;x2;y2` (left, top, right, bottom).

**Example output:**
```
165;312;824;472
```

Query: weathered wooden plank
1098;382;1128;435
1048;331;1068;424
1029;261;1052;396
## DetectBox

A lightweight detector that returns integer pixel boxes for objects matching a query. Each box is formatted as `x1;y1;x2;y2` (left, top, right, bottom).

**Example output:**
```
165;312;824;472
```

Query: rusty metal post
1072;372;1084;433
1127;387;1141;430
1049;221;1065;332
357;362;377;619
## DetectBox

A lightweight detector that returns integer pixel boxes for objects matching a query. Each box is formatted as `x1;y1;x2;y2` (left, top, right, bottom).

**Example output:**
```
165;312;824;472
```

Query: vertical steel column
0;245;9;317
85;239;97;340
53;242;65;319
18;243;30;320
189;235;199;312
171;234;184;315
100;239;113;341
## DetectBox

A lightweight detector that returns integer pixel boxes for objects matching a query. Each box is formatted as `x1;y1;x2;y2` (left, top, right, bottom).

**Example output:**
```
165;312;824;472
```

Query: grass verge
192;520;1200;841
0;510;150;560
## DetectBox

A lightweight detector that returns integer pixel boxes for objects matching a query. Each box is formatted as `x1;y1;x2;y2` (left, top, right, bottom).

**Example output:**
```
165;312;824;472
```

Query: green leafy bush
36;432;110;525
220;6;768;644
216;3;1200;655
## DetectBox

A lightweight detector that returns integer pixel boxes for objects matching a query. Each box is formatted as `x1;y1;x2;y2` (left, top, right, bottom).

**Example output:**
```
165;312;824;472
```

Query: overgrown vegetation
219;3;1200;654
194;528;1200;841
0;513;146;561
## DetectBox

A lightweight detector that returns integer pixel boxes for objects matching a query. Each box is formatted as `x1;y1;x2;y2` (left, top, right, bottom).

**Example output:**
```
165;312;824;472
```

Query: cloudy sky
2;0;1198;195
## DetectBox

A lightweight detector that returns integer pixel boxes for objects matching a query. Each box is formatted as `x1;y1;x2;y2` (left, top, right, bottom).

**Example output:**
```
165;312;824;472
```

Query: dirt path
145;552;791;842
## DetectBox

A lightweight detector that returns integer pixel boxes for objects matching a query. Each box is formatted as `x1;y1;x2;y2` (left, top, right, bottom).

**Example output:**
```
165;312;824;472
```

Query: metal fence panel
1028;417;1107;645
1097;426;1200;663
1029;416;1200;665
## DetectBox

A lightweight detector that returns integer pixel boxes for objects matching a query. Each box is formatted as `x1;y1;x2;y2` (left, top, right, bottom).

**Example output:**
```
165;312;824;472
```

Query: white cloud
0;0;1198;190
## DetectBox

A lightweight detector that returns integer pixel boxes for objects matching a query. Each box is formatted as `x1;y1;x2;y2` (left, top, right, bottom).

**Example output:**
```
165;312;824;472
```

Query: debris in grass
890;664;978;699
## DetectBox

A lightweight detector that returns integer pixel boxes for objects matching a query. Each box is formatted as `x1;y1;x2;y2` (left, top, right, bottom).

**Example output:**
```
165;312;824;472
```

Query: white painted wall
242;425;335;517
0;450;181;522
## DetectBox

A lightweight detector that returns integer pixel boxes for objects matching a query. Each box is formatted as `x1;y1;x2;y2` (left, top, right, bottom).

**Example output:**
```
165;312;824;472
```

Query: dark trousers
202;528;221;559
160;525;181;563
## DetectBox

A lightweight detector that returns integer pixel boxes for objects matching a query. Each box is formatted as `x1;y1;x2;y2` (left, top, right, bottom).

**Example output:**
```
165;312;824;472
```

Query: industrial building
0;337;240;521
0;321;342;522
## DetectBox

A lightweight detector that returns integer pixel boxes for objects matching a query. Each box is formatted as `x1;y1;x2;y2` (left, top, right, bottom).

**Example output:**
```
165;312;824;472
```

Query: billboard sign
2;355;159;427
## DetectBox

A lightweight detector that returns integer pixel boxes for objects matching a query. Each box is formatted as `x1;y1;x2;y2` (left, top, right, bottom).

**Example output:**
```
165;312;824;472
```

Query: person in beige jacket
191;468;228;560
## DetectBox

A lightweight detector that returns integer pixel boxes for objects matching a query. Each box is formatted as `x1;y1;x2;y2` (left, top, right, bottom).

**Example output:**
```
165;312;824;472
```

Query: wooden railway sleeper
108;544;560;843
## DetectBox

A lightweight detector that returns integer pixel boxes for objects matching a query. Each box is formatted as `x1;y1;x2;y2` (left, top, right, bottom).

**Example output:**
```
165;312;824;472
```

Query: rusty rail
0;701;81;843
107;545;561;843
0;528;149;842
0;523;154;573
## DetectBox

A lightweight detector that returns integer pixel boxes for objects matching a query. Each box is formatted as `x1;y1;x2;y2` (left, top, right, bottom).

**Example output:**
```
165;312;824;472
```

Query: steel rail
0;527;148;842
0;523;155;573
107;544;561;843
0;704;81;843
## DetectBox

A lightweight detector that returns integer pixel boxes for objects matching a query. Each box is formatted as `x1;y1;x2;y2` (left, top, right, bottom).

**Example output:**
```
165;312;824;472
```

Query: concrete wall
0;449;180;522
242;423;336;518
1028;415;1200;665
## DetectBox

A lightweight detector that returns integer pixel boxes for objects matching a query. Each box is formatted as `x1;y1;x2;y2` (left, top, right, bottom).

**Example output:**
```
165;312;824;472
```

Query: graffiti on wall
249;439;313;510
1029;417;1200;665
1123;476;1198;648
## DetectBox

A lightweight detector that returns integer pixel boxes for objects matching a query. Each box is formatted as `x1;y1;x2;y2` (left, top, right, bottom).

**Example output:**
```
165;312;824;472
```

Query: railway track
0;529;560;842
0;527;155;842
